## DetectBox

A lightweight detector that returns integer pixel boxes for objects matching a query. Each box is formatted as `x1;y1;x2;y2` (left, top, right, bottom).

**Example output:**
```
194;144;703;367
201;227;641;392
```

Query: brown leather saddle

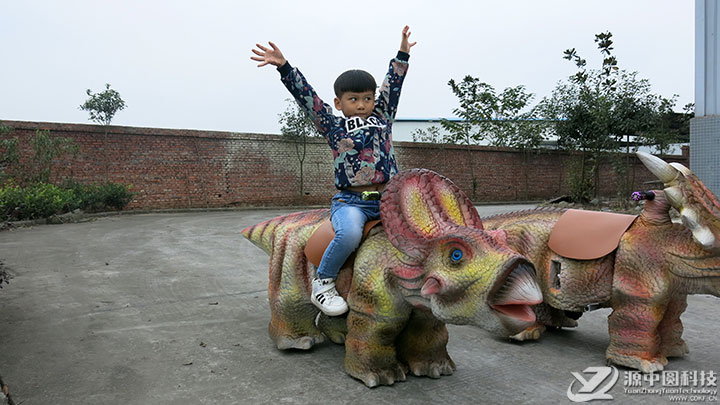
304;219;382;267
548;209;638;260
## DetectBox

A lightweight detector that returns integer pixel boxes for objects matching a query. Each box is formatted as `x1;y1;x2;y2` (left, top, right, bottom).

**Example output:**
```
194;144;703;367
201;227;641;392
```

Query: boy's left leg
312;194;380;315
313;204;365;315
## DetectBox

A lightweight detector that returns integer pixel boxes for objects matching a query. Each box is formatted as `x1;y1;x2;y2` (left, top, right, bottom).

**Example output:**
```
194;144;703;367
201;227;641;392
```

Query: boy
251;26;416;316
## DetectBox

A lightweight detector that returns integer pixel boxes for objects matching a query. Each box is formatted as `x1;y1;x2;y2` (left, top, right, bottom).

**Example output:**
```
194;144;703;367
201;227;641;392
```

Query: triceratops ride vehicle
242;151;720;387
480;151;720;373
242;168;544;387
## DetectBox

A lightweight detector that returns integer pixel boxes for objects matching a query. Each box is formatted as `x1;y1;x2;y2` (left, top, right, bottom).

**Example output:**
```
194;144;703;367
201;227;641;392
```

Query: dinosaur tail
241;216;283;254
241;209;330;255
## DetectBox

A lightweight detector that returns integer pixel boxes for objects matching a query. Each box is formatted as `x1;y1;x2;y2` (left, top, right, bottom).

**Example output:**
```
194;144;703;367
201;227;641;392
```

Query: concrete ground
0;206;718;405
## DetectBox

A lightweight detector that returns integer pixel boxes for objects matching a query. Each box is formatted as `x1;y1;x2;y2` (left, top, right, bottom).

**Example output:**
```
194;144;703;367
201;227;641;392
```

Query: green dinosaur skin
482;189;720;373
242;169;543;387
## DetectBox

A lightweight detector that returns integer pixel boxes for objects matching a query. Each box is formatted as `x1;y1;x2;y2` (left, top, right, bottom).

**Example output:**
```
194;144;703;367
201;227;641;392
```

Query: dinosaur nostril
420;277;441;297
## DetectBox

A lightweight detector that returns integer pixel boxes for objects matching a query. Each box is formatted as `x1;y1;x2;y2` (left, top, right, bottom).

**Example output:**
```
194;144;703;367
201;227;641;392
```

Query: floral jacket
277;51;409;189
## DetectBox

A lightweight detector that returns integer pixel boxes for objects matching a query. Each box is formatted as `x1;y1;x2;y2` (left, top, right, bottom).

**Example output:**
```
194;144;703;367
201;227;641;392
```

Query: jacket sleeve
278;62;338;136
374;51;410;123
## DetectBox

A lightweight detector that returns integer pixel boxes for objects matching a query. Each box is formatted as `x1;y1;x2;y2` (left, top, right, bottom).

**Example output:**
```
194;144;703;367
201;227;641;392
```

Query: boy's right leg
312;203;366;316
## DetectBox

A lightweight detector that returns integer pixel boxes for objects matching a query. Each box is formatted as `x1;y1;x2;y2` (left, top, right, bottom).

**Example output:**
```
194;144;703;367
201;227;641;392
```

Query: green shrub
0;181;133;220
97;182;133;210
62;180;101;211
61;180;134;212
0;182;76;220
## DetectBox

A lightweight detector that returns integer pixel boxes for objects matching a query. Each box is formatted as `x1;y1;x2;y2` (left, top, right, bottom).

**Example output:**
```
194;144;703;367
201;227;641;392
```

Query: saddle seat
548;209;638;260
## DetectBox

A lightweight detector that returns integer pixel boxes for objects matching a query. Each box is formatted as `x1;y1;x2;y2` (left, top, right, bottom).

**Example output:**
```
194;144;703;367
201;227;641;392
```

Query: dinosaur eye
450;248;464;263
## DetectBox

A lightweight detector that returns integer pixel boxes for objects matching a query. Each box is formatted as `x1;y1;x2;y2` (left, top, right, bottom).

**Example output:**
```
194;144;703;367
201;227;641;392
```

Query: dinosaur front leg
342;234;415;387
268;296;324;350
267;253;324;350
657;295;689;359
607;248;678;372
606;299;667;372
344;310;409;387
519;302;583;340
395;308;456;378
511;303;578;341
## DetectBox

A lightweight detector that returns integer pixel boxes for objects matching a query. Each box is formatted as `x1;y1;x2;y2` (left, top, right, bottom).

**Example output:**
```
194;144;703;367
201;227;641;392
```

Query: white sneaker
311;277;348;316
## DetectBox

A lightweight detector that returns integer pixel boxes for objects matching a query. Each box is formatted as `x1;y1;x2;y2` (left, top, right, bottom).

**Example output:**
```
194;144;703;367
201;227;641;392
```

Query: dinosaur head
418;232;543;335
381;169;543;336
637;151;720;252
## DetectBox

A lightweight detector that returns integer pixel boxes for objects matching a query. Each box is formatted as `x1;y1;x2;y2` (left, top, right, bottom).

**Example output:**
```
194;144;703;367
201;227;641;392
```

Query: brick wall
0;120;689;210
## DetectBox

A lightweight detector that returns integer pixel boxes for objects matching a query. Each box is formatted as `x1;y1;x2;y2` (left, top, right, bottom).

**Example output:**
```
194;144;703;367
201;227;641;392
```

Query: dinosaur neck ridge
690;174;720;218
481;206;565;221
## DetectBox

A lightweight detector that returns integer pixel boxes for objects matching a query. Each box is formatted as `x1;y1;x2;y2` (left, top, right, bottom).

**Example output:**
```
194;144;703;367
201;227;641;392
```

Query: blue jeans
315;190;381;280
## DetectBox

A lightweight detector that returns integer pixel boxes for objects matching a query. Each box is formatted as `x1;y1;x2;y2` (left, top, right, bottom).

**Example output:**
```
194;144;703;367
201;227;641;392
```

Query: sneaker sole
311;297;348;317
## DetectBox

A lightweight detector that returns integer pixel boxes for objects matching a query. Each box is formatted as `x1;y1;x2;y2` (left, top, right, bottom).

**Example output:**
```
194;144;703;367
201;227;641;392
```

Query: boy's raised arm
374;26;416;122
399;25;417;54
251;41;337;135
251;42;287;68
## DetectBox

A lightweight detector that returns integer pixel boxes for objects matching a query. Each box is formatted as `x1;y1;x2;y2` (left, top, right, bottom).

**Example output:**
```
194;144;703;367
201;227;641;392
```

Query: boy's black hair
333;69;376;97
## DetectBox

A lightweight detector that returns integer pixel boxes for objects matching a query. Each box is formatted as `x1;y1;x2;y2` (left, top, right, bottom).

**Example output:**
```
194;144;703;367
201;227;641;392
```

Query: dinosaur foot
346;362;408;388
274;334;325;350
606;350;667;373
510;324;546;341
315;312;347;345
407;357;456;378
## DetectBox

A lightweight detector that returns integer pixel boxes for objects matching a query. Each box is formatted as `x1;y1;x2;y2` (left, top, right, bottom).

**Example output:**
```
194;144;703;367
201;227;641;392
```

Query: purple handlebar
631;191;656;201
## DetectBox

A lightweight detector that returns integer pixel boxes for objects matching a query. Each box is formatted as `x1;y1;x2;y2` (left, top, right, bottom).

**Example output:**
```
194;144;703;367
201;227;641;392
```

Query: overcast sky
1;1;694;138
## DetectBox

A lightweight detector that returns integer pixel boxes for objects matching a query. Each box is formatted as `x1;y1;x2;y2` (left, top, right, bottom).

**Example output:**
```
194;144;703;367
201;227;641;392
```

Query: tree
0;127;78;185
79;83;126;180
79;83;127;128
440;76;545;199
542;33;621;202
279;99;321;199
24;130;78;184
540;31;684;202
640;100;694;155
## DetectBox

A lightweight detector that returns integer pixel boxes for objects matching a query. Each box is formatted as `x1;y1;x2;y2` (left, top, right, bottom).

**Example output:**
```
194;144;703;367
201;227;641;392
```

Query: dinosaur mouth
487;259;543;332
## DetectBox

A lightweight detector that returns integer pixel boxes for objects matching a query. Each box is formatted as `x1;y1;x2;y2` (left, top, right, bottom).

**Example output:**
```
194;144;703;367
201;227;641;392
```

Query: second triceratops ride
242;168;544;387
480;151;720;373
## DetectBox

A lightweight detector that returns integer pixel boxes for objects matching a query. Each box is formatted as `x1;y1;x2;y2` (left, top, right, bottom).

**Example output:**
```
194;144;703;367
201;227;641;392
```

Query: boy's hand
251;42;287;67
399;26;416;54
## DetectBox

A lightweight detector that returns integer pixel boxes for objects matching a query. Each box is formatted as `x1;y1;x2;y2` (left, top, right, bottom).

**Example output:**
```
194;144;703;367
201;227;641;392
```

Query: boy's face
334;91;375;120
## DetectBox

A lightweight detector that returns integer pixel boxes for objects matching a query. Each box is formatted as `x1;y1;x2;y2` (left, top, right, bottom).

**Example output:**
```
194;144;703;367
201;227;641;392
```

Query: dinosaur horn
636;152;720;251
637;151;679;185
381;169;482;260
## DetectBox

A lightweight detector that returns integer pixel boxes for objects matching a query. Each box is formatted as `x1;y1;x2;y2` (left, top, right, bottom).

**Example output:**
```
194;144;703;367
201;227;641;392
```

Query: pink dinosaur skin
242;169;543;387
481;153;720;373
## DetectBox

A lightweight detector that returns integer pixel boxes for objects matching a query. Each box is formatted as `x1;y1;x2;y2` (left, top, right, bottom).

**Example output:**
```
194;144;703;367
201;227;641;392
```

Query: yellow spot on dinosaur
440;188;465;226
407;188;435;236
